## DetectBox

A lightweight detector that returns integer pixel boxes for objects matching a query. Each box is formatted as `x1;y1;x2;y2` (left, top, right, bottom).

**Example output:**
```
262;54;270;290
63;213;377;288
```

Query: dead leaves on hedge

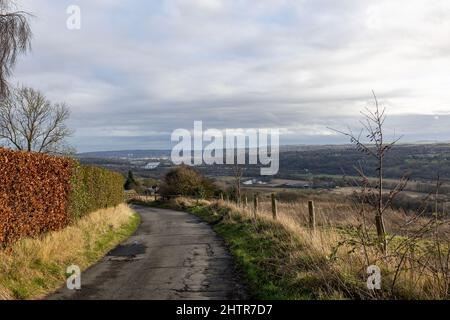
0;148;124;247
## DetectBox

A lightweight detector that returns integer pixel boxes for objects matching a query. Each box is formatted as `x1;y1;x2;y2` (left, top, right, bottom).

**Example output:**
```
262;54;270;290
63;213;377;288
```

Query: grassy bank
0;204;140;300
142;197;449;300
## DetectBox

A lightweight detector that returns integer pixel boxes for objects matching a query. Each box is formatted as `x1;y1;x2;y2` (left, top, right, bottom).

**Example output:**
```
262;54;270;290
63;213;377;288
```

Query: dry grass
167;197;450;299
0;204;139;300
248;200;449;299
256;198;449;237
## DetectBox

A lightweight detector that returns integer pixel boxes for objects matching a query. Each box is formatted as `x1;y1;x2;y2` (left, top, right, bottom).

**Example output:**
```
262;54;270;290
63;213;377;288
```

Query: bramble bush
0;148;124;247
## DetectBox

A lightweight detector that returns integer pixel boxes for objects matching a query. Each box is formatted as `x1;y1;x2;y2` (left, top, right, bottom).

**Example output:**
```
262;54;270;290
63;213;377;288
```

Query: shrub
0;148;124;247
160;166;216;198
124;170;141;192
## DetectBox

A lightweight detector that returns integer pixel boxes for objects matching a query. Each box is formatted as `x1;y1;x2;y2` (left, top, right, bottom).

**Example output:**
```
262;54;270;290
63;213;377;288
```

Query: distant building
143;162;160;170
243;179;267;186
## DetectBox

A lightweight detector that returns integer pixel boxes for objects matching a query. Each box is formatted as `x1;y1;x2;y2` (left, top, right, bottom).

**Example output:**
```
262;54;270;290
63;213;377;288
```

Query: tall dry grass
0;204;137;300
171;196;449;299
255;198;448;237
249;199;449;299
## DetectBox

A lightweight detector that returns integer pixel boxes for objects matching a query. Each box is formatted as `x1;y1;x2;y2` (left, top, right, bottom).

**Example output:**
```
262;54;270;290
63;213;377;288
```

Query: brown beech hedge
0;148;124;247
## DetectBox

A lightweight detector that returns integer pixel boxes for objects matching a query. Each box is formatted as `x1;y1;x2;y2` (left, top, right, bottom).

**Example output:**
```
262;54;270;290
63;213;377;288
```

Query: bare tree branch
232;163;245;203
0;86;74;154
329;92;405;254
0;0;32;97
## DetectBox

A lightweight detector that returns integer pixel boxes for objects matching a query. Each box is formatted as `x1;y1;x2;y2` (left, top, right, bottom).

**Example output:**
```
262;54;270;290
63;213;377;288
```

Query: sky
10;0;450;152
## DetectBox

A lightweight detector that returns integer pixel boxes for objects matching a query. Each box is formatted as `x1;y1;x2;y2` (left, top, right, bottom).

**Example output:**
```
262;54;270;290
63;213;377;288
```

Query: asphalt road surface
48;205;247;300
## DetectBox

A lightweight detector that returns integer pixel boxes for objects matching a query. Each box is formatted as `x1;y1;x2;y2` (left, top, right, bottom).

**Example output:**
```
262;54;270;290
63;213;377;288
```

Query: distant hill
77;143;450;182
77;145;351;159
77;149;171;159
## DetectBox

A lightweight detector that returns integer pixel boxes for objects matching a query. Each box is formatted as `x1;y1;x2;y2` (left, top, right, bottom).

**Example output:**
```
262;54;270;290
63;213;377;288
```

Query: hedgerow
69;164;124;219
0;148;124;247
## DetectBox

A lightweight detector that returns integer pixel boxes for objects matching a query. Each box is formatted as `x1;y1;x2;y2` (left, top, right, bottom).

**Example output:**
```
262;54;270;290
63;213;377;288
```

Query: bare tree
0;86;73;153
0;0;32;97
330;92;403;254
232;163;245;203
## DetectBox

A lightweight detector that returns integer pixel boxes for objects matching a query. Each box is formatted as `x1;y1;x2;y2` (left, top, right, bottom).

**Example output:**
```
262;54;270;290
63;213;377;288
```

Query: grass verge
0;204;140;300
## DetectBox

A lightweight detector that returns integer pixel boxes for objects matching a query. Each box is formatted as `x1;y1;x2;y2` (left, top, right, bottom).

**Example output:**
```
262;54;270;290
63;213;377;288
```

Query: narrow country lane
48;205;247;300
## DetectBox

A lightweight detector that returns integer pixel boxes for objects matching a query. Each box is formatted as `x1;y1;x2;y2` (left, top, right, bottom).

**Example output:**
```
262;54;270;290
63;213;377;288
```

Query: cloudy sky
11;0;450;152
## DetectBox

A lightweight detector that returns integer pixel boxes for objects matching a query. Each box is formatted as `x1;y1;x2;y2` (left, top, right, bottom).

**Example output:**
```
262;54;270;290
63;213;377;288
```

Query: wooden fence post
271;193;278;220
308;200;316;231
253;194;259;220
244;196;248;208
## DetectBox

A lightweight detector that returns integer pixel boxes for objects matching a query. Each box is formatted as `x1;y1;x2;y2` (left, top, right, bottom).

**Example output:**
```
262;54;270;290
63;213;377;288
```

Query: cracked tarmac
48;205;247;300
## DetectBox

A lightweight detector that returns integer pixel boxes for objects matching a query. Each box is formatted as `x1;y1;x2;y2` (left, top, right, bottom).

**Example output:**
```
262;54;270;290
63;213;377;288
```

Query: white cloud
8;0;450;151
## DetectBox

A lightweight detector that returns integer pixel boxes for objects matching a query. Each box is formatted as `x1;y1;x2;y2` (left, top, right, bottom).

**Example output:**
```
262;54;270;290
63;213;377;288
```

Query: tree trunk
377;154;387;254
